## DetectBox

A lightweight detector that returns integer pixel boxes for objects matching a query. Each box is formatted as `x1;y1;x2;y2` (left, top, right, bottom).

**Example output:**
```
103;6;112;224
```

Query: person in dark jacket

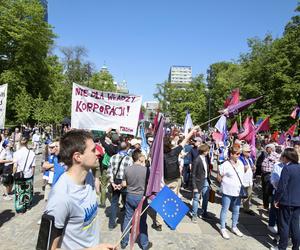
273;148;300;250
191;144;211;223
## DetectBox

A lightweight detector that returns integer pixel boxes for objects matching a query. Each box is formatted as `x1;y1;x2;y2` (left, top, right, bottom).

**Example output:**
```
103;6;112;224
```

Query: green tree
206;62;243;118
13;87;32;124
60;46;94;86
0;0;55;122
154;75;207;125
89;68;117;92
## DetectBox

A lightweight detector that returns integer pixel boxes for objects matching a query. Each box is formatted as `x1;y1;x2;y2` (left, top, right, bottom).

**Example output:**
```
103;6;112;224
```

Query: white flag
0;84;8;129
183;112;193;135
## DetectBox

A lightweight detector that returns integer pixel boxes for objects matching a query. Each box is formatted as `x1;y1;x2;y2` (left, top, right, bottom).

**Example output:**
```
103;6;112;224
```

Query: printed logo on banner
71;83;142;135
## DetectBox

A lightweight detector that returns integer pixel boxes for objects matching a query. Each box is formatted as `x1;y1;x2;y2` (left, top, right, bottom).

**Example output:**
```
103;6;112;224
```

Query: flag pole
198;114;222;128
114;203;151;248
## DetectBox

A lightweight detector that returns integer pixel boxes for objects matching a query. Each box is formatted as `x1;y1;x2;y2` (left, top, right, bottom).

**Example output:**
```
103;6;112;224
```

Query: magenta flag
229;121;239;135
224;88;240;108
222;96;262;118
244;120;256;158
146;117;164;197
256;116;270;132
238;117;251;140
130;196;146;250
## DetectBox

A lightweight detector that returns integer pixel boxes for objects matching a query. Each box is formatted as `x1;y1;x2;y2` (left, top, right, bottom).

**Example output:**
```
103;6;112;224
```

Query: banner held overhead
71;83;142;135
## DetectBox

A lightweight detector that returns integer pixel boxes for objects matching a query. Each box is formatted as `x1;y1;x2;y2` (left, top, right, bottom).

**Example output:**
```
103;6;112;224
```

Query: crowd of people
0;124;299;250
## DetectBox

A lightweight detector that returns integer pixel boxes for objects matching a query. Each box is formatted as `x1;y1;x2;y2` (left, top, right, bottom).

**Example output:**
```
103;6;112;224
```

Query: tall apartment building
168;66;192;85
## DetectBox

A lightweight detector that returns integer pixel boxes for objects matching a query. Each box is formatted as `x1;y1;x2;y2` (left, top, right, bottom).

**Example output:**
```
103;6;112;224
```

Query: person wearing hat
42;141;58;201
261;143;280;210
128;138;142;157
13;137;36;214
239;144;256;216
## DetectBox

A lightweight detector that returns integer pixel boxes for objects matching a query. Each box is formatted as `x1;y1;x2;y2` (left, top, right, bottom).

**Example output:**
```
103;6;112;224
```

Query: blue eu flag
150;186;189;230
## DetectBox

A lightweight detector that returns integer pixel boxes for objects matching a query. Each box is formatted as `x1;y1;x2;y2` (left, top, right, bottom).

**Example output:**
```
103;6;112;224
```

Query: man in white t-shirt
32;130;40;155
45;130;115;250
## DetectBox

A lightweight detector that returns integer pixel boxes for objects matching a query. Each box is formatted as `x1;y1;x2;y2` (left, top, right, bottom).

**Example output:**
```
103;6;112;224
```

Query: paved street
0;152;282;250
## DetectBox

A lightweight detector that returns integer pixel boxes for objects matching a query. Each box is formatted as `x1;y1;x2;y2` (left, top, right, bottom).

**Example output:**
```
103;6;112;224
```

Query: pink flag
287;123;298;136
244;120;256;158
290;106;299;119
212;132;223;143
238;117;251;139
256;116;270;132
224;88;240;108
229;121;238;135
130;197;146;250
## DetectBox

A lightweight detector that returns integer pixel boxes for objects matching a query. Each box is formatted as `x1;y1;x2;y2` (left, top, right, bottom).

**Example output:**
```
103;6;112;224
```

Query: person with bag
13;137;36;214
107;141;133;230
217;144;245;239
0;140;14;200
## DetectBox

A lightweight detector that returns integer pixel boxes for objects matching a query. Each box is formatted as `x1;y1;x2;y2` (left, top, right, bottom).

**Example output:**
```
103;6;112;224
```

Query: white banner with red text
71;83;142;135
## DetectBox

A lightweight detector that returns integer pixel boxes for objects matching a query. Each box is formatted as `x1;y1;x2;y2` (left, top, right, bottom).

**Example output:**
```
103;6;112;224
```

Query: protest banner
0;84;8;129
71;83;142;135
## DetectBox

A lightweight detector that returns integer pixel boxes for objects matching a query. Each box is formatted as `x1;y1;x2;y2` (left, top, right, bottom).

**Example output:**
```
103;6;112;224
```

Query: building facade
168;65;192;85
143;101;159;122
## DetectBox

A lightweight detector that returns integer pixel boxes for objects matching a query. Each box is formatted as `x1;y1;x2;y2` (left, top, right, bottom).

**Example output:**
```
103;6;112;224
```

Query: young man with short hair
120;149;151;249
45;130;114;250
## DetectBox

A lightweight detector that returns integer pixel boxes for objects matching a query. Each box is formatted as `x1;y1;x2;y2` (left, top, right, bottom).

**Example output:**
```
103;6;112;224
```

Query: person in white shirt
32;130;40;155
218;144;244;240
13;137;36;214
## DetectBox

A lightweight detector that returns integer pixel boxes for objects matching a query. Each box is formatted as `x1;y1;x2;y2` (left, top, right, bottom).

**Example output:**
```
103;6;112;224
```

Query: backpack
164;152;180;181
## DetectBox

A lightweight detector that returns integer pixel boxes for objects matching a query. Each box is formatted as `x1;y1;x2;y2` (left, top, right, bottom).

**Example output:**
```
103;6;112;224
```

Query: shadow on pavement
0;209;15;227
31;191;44;208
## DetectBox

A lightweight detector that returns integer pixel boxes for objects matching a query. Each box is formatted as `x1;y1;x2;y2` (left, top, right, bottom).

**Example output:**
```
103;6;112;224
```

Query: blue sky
48;0;297;102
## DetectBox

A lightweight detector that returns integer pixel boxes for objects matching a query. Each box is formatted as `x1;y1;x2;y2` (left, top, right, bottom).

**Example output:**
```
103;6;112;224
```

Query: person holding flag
120;149;151;250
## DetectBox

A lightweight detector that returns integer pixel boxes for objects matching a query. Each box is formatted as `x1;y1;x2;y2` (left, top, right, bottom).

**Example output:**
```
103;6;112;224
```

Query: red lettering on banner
75;101;130;117
75;87;88;97
76;101;83;112
120;126;133;133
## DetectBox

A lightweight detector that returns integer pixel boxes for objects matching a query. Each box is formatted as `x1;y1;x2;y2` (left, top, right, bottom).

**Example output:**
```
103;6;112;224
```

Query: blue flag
150;186;189;230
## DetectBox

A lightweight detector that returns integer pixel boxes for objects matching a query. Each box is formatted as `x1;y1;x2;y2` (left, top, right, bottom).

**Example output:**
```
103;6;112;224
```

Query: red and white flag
130;197;146;250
